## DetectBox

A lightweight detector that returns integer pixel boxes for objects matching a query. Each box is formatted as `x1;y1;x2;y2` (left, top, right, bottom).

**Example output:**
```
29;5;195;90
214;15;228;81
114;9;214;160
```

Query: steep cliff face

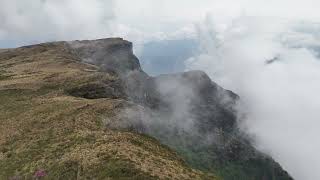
0;41;213;179
113;70;291;180
68;38;141;75
67;38;292;179
0;38;292;179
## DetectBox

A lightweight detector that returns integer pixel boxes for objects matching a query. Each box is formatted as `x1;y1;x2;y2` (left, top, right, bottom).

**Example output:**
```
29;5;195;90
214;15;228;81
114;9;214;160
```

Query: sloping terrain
0;41;214;179
0;38;292;179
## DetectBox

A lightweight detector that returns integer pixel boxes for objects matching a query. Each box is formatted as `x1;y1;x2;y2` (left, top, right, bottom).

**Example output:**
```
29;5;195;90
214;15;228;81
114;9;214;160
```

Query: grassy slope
0;43;216;179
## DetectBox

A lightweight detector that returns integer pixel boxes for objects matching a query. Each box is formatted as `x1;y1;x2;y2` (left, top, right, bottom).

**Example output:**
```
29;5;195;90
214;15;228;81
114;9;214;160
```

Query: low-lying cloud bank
186;15;320;180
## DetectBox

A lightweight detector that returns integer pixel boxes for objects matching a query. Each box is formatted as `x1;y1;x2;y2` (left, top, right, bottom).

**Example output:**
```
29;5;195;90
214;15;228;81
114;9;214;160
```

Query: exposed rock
120;69;291;178
66;38;292;179
68;38;141;75
0;41;213;179
0;38;293;180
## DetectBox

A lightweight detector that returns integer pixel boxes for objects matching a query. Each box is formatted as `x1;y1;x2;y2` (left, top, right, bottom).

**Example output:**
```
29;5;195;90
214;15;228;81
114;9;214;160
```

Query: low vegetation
0;43;216;179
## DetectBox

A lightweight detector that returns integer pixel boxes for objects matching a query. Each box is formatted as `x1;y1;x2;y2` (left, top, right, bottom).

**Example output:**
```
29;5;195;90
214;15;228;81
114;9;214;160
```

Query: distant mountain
0;38;292;179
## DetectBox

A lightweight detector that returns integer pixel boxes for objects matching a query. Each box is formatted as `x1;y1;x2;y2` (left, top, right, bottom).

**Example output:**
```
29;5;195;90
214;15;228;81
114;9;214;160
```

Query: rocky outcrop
68;38;141;75
119;69;292;179
65;38;293;179
0;41;214;179
66;38;292;179
0;38;293;180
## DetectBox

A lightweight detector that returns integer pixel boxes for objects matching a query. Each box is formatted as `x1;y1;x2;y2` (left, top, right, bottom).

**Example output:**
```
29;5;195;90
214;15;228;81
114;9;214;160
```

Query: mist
0;0;117;47
2;0;320;179
186;15;320;180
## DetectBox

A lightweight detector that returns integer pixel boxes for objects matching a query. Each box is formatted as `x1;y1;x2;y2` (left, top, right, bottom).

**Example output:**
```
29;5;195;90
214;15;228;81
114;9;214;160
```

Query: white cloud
0;0;115;46
3;0;320;47
186;15;320;180
1;1;320;179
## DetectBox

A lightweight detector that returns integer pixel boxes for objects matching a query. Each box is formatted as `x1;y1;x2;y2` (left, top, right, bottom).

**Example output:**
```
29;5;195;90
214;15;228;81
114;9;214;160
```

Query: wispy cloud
186;15;320;180
0;0;115;46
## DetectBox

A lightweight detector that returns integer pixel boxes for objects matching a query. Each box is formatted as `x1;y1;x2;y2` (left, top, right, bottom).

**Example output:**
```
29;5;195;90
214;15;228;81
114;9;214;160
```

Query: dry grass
0;43;216;179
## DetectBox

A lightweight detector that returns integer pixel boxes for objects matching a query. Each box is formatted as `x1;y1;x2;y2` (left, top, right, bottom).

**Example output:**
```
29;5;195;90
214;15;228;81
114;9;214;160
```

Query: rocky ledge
0;38;293;180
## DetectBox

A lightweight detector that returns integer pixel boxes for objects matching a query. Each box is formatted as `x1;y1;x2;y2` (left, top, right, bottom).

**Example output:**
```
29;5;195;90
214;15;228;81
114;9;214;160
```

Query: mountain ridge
0;38;292;179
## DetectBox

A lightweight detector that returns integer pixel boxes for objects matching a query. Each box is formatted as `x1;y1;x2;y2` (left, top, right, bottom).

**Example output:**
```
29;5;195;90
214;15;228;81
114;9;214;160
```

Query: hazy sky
1;1;320;179
116;0;320;21
185;15;320;180
2;0;320;47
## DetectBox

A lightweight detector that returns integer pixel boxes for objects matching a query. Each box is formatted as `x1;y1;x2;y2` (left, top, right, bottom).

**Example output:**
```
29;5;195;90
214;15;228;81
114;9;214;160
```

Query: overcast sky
1;1;320;179
115;0;320;21
2;0;320;47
